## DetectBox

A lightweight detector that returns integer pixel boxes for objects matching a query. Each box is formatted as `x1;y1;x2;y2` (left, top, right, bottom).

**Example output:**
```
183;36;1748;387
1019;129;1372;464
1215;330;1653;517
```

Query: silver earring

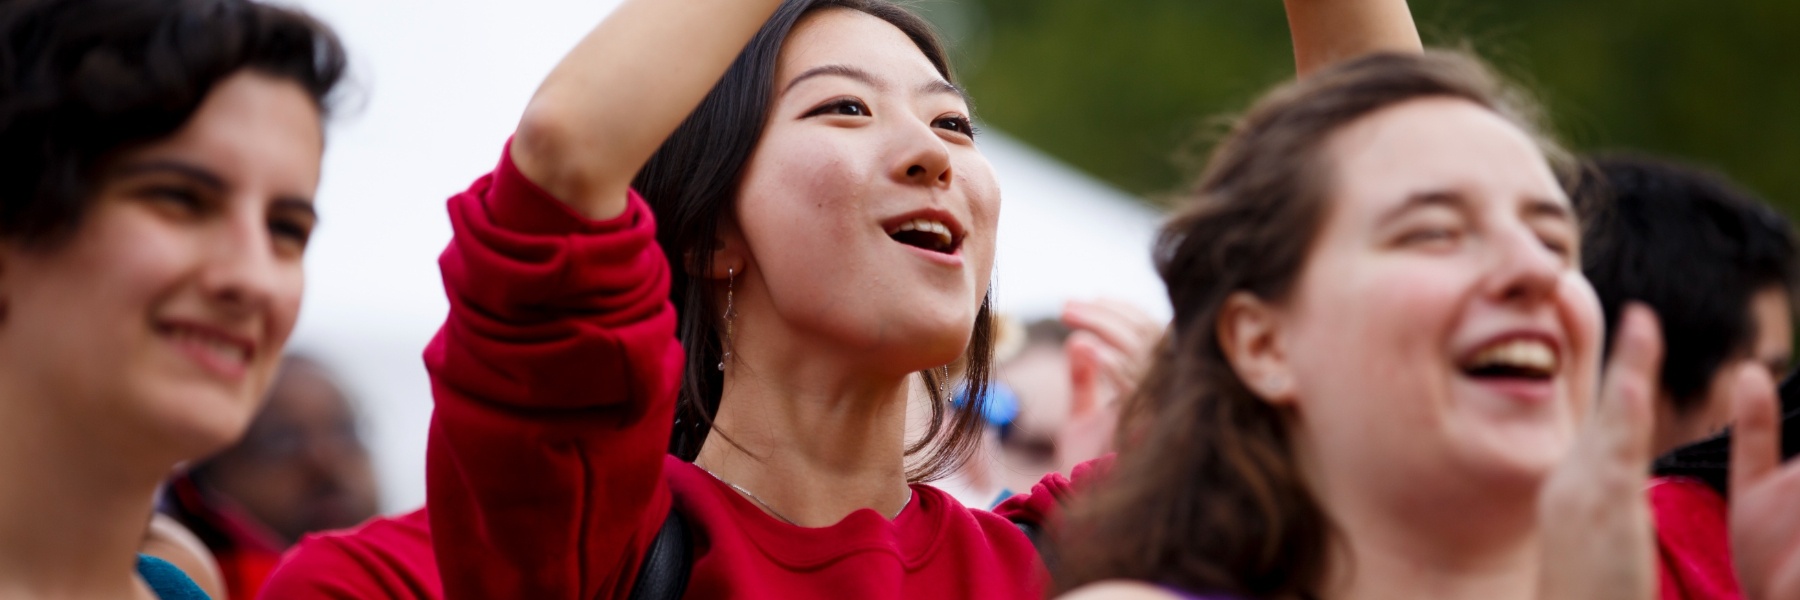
939;365;951;399
718;267;735;371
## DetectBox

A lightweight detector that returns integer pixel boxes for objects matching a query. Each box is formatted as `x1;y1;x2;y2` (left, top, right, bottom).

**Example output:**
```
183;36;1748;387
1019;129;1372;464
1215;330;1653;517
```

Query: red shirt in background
161;475;286;600
1651;476;1740;600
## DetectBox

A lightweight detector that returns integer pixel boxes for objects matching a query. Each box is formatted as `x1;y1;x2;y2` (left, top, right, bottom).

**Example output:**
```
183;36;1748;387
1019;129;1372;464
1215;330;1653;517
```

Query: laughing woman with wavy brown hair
1053;51;1739;600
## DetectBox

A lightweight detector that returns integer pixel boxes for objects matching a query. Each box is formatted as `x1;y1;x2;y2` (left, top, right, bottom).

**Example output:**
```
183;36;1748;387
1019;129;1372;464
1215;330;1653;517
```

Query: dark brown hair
0;0;345;247
1055;51;1569;599
636;0;993;482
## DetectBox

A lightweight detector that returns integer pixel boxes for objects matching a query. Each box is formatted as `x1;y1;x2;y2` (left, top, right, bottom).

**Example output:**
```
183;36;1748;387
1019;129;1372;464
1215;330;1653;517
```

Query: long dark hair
1055;51;1571;599
0;0;346;247
635;0;994;482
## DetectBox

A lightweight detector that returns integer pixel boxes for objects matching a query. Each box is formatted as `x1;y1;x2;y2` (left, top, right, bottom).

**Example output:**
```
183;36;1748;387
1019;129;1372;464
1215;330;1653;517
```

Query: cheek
1289;255;1468;401
956;157;1002;285
1556;274;1604;417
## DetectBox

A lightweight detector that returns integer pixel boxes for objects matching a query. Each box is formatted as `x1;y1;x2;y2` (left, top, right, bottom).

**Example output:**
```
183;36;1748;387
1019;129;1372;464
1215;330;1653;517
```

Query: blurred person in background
940;301;1162;508
162;355;381;600
0;0;344;597
1577;153;1797;600
1054;50;1778;600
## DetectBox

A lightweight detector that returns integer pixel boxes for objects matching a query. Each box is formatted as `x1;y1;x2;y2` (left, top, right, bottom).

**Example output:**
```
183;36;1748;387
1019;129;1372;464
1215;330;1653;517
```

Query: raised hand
1536;305;1660;600
1057;298;1164;473
1729;364;1800;600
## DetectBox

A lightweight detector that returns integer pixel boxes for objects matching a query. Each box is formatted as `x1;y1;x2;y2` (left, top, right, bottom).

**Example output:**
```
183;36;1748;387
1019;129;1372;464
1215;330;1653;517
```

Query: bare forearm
514;0;785;219
1283;0;1422;78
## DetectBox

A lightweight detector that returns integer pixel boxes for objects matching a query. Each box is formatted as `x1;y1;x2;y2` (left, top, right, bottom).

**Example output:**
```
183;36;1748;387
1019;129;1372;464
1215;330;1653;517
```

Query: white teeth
170;326;249;365
890;218;955;248
1465;339;1557;374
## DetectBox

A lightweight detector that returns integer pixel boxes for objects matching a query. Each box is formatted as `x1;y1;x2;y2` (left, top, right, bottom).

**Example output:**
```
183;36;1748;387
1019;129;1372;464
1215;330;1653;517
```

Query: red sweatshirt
261;145;1070;599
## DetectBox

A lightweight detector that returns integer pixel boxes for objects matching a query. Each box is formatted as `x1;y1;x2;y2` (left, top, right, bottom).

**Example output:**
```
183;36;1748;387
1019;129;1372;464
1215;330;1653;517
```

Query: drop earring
718;267;736;371
939;365;950;400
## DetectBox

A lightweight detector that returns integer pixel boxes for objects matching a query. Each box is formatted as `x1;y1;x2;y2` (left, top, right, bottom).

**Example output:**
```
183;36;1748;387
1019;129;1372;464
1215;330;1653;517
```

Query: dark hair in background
1055;51;1574;599
634;0;993;482
1579;154;1797;413
0;0;345;248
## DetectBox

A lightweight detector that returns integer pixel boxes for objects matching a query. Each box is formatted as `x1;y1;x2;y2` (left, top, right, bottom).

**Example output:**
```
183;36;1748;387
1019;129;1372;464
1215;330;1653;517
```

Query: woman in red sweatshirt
261;0;1422;598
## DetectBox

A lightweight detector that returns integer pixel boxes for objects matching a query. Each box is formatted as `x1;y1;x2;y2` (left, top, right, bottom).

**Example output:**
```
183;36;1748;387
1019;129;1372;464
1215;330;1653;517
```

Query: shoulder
141;514;225;600
992;457;1113;526
261;508;440;600
1058;580;1183;600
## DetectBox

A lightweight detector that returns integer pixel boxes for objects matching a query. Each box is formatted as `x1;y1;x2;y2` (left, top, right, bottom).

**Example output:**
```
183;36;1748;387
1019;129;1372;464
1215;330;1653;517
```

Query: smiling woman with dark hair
0;0;344;597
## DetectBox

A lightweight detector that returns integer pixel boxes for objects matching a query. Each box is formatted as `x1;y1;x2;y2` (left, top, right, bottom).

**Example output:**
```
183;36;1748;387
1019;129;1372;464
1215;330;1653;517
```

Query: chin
1456;426;1572;491
139;385;260;461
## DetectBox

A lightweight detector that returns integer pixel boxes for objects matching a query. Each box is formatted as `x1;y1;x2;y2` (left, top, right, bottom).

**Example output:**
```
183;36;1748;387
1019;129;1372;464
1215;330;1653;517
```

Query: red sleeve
425;143;684;599
993;456;1111;527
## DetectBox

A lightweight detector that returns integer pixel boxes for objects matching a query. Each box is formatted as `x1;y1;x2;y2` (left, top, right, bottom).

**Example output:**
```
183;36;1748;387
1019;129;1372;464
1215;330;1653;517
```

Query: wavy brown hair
1055;51;1573;599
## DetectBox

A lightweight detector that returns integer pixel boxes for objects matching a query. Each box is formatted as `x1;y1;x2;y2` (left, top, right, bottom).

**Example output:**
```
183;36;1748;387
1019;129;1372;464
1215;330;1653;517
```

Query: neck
1324;515;1540;600
1311;465;1542;600
0;380;161;599
695;339;916;527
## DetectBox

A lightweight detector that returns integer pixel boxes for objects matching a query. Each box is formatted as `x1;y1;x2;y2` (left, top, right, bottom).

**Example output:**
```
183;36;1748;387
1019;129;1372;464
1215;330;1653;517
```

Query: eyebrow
1376;191;1467;226
782;63;969;103
1377;190;1574;226
271;197;319;223
110;159;226;192
113;157;319;217
1520;197;1573;222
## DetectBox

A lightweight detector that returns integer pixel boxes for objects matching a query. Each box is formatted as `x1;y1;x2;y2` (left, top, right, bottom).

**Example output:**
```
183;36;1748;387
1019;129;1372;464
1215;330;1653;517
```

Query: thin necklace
694;464;911;524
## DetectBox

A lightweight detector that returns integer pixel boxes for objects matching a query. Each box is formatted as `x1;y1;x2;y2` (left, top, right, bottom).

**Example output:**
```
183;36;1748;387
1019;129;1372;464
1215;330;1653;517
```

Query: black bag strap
626;507;692;600
1014;520;1055;575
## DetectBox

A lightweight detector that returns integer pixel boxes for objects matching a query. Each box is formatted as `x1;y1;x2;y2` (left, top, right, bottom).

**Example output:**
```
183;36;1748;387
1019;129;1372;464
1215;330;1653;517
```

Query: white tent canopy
287;0;1168;512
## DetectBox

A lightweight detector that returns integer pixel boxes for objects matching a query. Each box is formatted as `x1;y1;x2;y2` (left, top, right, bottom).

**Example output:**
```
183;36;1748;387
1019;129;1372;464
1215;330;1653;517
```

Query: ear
684;216;750;280
1216;291;1297;406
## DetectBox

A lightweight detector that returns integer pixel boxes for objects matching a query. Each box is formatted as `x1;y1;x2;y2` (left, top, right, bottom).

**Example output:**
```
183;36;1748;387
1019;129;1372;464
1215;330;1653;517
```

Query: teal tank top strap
135;554;211;600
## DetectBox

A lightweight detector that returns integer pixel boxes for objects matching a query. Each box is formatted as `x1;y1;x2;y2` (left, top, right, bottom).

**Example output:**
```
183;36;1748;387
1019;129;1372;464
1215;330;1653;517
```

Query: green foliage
934;0;1800;215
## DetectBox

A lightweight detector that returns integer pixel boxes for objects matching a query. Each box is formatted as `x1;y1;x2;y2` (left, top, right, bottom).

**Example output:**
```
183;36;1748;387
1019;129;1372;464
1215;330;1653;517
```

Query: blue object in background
953;381;1020;428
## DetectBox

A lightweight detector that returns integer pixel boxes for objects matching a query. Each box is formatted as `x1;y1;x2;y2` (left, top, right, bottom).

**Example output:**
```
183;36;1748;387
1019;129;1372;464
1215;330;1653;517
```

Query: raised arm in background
1284;0;1423;77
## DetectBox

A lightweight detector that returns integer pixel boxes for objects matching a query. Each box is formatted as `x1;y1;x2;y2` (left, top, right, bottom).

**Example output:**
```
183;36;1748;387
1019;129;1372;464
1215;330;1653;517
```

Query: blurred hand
1536;305;1659;600
1729;363;1800;600
1057;298;1164;473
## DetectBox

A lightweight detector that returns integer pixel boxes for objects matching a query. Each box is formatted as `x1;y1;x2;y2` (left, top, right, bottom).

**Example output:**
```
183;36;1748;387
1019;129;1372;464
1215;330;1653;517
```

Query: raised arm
1283;0;1422;78
512;0;785;220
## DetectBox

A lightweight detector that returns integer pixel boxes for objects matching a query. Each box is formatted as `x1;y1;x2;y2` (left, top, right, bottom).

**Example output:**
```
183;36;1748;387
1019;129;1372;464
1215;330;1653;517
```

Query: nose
890;119;953;187
199;201;283;318
1480;223;1563;305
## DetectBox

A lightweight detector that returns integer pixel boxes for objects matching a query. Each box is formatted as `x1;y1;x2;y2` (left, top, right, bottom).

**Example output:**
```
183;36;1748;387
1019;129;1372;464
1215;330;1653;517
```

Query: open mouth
1458;338;1558;381
886;217;962;255
156;321;255;371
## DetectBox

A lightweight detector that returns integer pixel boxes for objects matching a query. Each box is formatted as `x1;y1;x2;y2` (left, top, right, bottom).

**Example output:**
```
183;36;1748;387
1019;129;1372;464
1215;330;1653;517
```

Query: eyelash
270;217;313;247
804;98;979;138
807;98;869;118
1399;227;1460;246
936;115;977;138
146;185;205;210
